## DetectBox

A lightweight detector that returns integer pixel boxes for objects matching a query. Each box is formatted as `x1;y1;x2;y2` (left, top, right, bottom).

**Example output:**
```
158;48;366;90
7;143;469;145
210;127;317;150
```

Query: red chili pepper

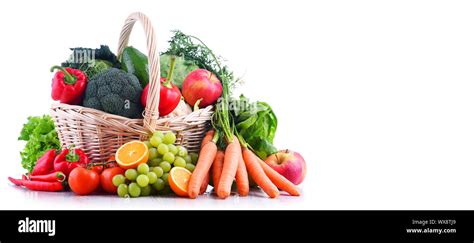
8;177;63;192
75;148;90;165
29;171;66;183
31;149;57;176
50;66;87;105
54;148;89;177
141;56;181;116
8;177;23;186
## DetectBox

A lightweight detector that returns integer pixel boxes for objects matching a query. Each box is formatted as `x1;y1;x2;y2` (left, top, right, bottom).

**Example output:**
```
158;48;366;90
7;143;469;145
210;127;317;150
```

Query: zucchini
120;46;149;88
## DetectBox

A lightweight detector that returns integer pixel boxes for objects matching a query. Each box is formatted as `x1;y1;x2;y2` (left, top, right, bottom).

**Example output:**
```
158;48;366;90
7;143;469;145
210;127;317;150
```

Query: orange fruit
115;141;149;169
169;167;192;197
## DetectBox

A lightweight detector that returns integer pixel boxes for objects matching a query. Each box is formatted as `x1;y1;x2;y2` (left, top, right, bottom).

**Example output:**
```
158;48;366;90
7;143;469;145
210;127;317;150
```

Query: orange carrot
188;141;217;199
258;159;300;196
217;136;241;199
199;172;210;195
201;130;215;148
198;130;217;193
235;153;249;196
242;147;279;198
199;130;215;191
211;150;225;193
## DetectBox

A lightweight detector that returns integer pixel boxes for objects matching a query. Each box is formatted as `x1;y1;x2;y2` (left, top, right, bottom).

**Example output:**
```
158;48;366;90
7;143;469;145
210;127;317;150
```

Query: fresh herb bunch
18;115;61;172
163;30;241;92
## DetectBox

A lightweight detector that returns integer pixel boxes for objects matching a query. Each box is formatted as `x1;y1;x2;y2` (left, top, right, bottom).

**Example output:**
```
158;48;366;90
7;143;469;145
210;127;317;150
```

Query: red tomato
68;167;100;195
92;165;103;174
106;155;118;169
106;162;119;169
100;167;125;193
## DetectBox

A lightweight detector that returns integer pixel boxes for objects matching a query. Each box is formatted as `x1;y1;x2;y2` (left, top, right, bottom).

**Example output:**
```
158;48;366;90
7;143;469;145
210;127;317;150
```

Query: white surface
1;0;474;210
5;186;309;210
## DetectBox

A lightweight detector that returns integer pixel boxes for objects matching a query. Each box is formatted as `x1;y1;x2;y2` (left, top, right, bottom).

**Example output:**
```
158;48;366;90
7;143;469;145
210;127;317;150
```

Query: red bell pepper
8;177;63;192
141;56;181;116
50;66;87;105
31;149;57;176
53;148;90;177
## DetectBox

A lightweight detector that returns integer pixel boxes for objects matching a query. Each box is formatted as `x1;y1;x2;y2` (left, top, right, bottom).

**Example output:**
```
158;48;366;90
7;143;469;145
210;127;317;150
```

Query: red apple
182;69;222;108
264;150;307;185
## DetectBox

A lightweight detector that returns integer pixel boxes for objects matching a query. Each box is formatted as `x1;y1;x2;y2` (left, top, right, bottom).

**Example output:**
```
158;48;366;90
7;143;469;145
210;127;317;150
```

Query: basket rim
50;103;213;121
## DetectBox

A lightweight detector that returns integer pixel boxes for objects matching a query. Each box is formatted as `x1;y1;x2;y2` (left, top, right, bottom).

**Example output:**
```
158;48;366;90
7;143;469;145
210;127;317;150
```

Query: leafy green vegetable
81;60;113;79
163;30;241;92
160;54;198;89
61;45;120;79
231;95;278;159
18;115;61;172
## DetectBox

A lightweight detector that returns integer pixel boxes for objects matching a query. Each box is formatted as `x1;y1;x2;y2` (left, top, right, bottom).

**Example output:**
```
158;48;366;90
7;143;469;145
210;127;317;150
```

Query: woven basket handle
117;12;160;132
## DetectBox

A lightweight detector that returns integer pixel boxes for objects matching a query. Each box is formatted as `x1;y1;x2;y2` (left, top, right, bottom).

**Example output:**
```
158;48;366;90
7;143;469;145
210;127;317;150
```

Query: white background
0;0;473;210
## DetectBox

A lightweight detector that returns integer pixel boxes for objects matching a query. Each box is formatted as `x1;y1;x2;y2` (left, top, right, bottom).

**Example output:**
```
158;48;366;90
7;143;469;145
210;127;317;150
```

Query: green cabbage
160;54;199;89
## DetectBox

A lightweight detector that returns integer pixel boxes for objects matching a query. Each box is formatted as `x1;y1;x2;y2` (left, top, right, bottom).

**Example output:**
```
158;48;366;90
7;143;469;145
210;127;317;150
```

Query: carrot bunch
183;35;299;199
187;129;300;199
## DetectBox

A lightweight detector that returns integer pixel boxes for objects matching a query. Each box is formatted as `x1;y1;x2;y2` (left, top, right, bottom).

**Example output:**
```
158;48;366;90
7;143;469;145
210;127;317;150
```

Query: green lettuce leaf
18;115;61;172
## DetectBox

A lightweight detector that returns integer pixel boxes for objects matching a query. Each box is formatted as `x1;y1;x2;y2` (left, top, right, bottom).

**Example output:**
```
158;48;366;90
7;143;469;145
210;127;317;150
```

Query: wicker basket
50;12;213;163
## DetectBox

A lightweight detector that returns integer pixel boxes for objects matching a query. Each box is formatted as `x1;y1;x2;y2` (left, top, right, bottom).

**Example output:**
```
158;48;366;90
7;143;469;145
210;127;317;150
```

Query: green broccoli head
83;68;144;119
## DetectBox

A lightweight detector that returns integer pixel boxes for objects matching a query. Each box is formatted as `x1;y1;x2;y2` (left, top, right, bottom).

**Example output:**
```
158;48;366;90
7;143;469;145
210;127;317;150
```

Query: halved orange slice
115;141;149;169
169;167;192;197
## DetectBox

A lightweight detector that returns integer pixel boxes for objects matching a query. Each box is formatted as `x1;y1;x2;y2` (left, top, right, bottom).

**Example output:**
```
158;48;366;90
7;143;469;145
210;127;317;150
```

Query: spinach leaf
231;95;278;159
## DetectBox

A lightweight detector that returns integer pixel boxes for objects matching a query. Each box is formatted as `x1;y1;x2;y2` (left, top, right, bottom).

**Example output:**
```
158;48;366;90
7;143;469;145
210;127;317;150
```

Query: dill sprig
162;30;240;94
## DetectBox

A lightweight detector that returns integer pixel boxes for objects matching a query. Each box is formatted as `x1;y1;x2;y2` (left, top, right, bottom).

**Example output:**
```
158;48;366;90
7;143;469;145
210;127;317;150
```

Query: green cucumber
120;46;149;88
